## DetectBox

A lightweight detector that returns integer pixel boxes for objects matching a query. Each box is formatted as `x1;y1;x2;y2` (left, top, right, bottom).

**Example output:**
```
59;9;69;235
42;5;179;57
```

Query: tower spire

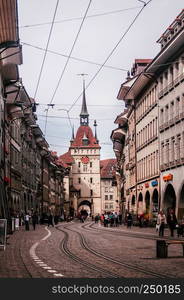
70;125;75;145
78;74;89;126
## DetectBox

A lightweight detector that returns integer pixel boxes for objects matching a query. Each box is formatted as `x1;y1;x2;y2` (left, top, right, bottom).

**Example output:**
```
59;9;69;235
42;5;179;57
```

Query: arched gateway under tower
59;79;101;216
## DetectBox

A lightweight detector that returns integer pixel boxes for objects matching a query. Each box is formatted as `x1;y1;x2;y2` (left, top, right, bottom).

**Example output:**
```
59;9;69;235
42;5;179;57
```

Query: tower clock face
81;156;89;164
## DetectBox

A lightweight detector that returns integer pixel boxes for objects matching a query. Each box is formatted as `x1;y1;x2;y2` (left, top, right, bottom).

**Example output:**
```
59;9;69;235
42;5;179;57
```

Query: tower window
90;189;93;196
78;162;81;168
90;178;93;183
90;162;92;168
78;178;81;184
83;165;87;172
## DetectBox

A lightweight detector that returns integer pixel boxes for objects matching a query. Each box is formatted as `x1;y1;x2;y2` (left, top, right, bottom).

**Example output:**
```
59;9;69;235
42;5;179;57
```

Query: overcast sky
18;0;184;159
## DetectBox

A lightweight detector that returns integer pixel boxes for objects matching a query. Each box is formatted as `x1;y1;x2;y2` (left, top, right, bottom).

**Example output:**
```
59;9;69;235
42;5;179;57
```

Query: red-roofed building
100;159;119;213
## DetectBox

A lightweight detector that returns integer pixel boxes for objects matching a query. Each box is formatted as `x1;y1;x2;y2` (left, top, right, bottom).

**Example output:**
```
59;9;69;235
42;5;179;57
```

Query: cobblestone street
0;220;184;278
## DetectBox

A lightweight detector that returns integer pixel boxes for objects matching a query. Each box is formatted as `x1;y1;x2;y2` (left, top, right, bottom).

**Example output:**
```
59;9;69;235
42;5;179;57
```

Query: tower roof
70;125;100;148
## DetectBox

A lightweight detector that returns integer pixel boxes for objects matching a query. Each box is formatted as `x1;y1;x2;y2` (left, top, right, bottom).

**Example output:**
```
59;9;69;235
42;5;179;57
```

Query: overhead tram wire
21;41;184;83
19;5;142;28
68;0;152;113
44;0;92;136
21;42;128;72
33;0;60;100
38;114;118;121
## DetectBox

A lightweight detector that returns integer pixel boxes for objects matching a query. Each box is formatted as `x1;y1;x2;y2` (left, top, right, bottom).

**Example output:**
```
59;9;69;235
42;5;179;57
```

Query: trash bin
156;240;168;258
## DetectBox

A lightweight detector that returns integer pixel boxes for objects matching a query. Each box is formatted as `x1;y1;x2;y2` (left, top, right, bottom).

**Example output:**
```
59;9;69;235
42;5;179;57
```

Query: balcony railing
159;112;184;132
161;158;184;170
158;73;184;99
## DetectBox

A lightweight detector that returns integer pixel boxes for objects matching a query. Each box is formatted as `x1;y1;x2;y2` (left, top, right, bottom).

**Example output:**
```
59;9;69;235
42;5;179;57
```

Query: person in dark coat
48;213;54;227
167;208;177;237
127;213;133;228
32;212;38;230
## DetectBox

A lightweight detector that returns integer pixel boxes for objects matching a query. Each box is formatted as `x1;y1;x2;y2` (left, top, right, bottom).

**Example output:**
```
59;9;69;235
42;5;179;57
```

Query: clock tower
69;80;101;216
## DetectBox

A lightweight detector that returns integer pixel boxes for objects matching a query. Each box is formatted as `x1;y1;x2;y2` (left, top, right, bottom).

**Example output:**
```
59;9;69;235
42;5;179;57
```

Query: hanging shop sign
0;219;7;251
151;180;158;187
145;183;149;188
163;173;173;182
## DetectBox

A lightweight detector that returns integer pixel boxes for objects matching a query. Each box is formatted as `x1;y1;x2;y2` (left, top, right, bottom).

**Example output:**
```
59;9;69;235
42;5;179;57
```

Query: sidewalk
92;222;183;239
0;224;47;277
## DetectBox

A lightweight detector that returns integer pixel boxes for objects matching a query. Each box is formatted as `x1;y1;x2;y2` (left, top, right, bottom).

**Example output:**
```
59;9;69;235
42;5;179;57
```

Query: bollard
156;240;168;258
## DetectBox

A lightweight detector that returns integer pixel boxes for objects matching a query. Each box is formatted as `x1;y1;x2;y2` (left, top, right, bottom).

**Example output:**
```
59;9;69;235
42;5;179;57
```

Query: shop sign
145;183;149;188
163;173;173;182
0;219;7;251
151;180;158;187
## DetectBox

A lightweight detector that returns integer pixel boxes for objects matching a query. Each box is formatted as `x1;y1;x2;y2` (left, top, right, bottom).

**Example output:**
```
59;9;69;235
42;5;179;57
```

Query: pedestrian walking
118;214;122;225
94;214;100;224
167;208;177;237
48;213;54;227
114;212;119;227
127;212;133;228
104;212;109;227
25;213;30;231
32;212;38;230
157;210;167;237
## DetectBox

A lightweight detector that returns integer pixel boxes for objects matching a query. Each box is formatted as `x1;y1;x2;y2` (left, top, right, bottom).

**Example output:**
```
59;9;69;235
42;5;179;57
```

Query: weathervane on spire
94;120;99;144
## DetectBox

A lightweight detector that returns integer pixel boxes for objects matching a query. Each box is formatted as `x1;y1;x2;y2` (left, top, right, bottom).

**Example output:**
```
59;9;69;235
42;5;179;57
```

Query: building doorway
163;183;176;213
137;193;143;215
152;189;159;220
145;191;150;215
78;200;91;216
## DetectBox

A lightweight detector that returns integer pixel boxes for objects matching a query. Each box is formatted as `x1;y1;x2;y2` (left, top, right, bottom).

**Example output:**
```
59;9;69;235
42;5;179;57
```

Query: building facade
112;9;184;221
100;159;119;213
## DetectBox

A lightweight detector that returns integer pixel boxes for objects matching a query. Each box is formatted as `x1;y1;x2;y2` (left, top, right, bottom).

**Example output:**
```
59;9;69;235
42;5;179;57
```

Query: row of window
78;162;93;168
105;195;113;200
74;149;97;154
104;203;114;210
137;150;159;182
161;132;184;165
136;86;157;122
160;94;184;125
78;177;93;184
136;117;158;149
11;146;20;168
104;187;114;193
159;59;184;92
10;122;21;144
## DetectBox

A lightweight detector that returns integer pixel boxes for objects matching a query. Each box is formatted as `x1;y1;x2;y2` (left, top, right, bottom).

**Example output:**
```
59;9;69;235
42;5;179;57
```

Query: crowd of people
92;209;184;238
13;207;184;238
156;208;184;238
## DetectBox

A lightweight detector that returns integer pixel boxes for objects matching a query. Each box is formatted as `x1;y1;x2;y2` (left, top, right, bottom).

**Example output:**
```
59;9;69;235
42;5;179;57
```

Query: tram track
82;222;158;240
57;225;120;278
57;223;171;278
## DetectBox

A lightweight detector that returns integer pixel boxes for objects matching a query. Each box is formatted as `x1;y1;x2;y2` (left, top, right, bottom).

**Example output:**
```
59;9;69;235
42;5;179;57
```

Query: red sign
81;156;89;164
163;173;173;182
4;177;10;184
145;183;149;188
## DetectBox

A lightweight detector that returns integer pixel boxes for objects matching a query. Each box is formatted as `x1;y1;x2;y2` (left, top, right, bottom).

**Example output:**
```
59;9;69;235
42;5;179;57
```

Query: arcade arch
178;183;184;220
163;184;176;213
